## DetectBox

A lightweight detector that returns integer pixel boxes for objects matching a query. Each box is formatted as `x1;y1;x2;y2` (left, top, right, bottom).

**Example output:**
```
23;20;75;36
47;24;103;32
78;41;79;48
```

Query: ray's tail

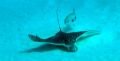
28;34;45;42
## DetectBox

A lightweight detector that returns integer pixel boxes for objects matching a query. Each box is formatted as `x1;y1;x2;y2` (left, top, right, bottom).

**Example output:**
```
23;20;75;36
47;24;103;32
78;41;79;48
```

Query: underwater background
0;0;120;61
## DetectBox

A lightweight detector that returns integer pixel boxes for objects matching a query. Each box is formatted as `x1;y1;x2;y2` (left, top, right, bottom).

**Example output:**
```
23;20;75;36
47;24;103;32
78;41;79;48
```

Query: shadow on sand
22;44;71;53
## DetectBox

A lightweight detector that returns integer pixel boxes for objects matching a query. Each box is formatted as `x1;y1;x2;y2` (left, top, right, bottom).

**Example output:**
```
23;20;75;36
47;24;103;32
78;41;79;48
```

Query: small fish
64;8;76;25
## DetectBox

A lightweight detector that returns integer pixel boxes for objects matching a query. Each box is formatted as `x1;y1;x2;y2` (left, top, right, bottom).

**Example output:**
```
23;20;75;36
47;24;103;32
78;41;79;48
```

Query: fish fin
28;34;45;42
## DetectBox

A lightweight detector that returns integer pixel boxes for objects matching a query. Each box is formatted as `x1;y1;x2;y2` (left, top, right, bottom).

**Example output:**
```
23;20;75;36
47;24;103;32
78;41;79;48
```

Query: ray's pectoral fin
28;34;45;42
76;30;100;41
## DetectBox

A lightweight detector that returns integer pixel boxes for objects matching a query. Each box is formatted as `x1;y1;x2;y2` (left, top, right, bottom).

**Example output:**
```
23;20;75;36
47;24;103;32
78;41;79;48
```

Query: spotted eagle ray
28;9;100;52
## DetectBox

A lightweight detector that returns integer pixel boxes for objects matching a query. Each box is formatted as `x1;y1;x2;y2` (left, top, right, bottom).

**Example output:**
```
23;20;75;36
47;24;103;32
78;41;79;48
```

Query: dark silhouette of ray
22;44;76;53
22;31;99;53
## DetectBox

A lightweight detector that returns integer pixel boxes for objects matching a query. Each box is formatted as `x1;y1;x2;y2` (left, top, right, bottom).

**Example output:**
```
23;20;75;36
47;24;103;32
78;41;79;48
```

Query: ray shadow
22;44;71;53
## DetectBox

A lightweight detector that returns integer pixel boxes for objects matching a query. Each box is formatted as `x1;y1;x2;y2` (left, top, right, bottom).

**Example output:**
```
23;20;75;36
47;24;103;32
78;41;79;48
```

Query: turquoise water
0;0;120;61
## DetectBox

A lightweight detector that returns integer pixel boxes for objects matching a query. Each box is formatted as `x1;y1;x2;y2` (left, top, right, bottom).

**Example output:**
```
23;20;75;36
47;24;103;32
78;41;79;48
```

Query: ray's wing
64;31;87;41
76;30;100;41
28;34;45;42
64;30;100;42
